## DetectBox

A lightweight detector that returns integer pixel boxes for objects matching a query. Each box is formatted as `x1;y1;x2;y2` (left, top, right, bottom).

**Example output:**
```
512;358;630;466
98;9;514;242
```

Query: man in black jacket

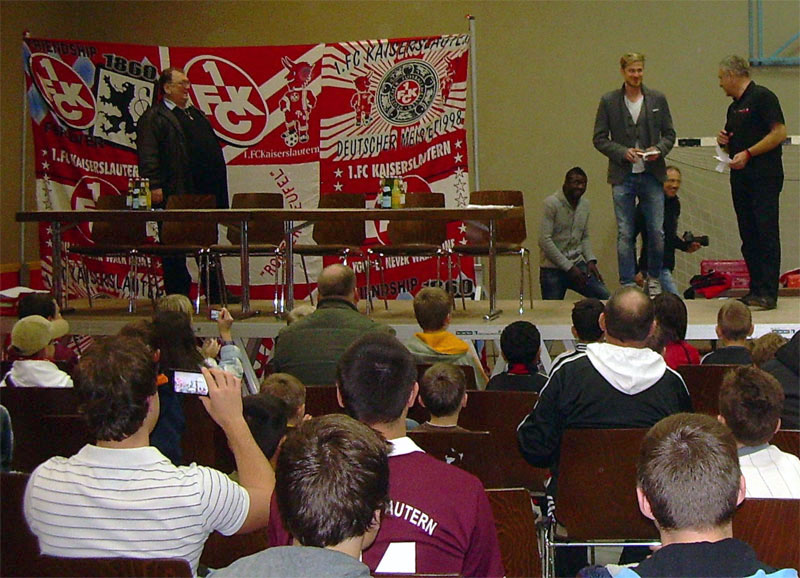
762;332;799;429
136;67;229;299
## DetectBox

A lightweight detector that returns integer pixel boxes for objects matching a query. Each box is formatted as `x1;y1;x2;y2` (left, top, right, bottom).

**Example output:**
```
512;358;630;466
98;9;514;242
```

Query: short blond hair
620;52;645;69
717;301;752;341
156;294;193;318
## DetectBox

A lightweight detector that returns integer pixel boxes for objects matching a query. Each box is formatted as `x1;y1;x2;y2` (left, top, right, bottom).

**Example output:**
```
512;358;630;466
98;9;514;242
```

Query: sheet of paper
0;286;49;300
714;144;731;173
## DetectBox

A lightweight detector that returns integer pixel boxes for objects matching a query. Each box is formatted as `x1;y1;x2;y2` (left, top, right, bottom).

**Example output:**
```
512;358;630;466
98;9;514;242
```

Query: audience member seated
405;287;488;389
337;332;504;577
0;404;12;471
518;287;691;502
415;363;471;432
579;413;797;578
261;372;309;427
762;332;799;429
1;316;73;388
702;300;754;365
718;366;800;499
550;297;606;373
12;292;79;372
23;336;273;577
486;320;547;392
214;415;389;578
750;332;788;368
272;264;394;385
651;293;700;370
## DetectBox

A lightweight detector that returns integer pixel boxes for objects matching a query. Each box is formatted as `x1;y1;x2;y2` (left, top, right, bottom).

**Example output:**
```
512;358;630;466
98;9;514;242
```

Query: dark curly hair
76;335;157;442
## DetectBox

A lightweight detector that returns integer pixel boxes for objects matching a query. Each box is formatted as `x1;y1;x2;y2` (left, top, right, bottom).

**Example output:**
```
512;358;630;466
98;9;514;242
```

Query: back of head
152;310;202;370
604;287;654;343
420;363;466;417
76;335;157;442
750;332;787;367
261;373;306;420
155;294;194;318
413;287;451;331
276;414;390;548
242;392;289;460
500;321;541;366
719;366;784;447
118;319;158;353
653;293;688;343
317;264;356;299
571;298;604;342
638;413;741;532
717;301;752;342
337;332;417;425
17;293;56;320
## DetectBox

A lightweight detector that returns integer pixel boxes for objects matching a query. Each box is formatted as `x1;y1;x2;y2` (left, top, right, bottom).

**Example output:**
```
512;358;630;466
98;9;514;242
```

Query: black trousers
731;172;782;301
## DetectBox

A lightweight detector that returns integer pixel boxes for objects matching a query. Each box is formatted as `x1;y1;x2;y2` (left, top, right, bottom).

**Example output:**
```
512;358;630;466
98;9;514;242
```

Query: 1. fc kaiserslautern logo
377;60;438;126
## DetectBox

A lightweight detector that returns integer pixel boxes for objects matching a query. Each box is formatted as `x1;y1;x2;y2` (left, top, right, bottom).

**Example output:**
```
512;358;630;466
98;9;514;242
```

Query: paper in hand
714;144;731;173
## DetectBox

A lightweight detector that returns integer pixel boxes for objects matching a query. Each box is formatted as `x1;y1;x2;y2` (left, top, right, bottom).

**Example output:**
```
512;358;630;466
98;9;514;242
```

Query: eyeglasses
170;79;191;87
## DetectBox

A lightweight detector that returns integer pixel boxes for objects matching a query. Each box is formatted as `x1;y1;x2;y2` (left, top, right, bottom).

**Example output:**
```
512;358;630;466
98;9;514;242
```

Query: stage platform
2;296;798;343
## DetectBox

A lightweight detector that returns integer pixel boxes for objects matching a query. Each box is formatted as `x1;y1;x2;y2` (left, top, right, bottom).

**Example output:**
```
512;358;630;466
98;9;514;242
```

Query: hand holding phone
171;369;209;396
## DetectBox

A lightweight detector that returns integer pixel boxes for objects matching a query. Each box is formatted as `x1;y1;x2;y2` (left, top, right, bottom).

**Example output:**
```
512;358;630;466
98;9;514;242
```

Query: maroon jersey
363;437;504;577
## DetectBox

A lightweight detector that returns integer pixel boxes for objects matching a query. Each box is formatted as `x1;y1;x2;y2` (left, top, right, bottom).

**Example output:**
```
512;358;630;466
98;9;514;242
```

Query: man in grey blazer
593;52;675;297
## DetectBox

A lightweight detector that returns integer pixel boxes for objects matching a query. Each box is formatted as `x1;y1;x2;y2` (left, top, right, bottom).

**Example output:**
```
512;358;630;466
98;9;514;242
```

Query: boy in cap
1;315;72;388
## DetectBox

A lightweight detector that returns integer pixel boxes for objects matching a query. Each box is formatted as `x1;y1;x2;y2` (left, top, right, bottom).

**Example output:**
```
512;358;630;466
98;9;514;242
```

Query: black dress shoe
753;296;777;310
738;293;760;306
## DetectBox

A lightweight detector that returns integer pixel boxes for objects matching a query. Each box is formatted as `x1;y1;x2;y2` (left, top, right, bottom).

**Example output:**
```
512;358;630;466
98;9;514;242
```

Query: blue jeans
540;262;611;300
658;268;678;295
613;173;664;285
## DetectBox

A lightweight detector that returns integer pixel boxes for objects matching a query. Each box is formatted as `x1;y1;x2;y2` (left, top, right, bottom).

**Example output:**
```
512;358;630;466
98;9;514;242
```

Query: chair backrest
93;195;147;245
485;488;541;578
34;556;193;577
677;364;737;415
162;195;218;246
303;385;344;416
200;529;270;570
733;498;800;570
0;387;90;472
388;192;446;245
456;390;548;492
180;394;235;472
313;193;366;246
228;192;284;245
467;190;526;245
773;429;800;457
557;428;659;541
408;429;503;488
1;471;40;577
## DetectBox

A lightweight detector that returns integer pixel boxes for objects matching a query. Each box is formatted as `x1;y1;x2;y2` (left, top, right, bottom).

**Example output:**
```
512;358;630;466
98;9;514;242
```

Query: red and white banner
23;35;474;303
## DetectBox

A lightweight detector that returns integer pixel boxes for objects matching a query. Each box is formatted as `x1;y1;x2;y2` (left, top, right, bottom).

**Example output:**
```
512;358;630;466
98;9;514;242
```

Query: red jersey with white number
362;437;504;577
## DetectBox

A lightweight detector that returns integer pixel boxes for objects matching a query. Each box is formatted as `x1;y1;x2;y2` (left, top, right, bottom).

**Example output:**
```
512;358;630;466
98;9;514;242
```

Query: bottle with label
381;178;392;209
391;178;402;209
126;179;133;209
142;178;152;210
132;178;140;210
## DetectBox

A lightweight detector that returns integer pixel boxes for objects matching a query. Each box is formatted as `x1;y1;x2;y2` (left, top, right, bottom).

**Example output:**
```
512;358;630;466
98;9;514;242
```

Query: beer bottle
132;178;140;210
138;178;148;210
381;178;392;209
126;179;133;209
143;178;152;210
391;178;402;209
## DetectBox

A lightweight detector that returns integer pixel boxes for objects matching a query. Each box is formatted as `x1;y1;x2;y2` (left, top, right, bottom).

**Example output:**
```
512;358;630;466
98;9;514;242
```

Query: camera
169;369;209;396
209;308;221;320
683;231;709;247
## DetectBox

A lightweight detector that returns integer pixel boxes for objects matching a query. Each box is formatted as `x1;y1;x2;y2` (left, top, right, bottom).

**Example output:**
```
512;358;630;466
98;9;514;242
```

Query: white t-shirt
625;94;645;174
739;443;800;499
24;445;250;576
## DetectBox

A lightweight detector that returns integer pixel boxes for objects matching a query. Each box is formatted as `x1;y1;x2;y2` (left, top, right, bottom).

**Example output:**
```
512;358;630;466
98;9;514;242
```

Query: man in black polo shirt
717;55;786;311
137;67;230;301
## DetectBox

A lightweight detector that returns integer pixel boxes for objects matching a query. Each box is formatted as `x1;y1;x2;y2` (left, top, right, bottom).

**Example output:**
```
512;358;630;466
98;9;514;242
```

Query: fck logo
30;53;97;130
184;55;268;146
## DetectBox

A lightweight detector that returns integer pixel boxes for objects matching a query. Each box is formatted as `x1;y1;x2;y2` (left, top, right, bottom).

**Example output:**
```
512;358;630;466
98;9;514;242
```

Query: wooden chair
210;192;285;314
303;384;344;416
1;471;40;577
486;488;541;578
199;529;270;570
293;193;368;305
408;429;504;488
137;195;218;314
33;556;193;577
772;429;800;457
368;192;450;309
545;429;659;577
451;190;532;314
68;194;149;312
677;364;738;415
733;498;800;570
457;390;548;492
0;387;90;472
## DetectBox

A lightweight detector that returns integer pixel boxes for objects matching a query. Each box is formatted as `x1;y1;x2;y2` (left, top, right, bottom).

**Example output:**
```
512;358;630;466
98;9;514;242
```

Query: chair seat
293;244;364;256
451;243;525;256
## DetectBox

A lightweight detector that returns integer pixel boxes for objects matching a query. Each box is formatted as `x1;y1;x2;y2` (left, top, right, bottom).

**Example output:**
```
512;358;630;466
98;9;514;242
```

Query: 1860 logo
377;60;438;126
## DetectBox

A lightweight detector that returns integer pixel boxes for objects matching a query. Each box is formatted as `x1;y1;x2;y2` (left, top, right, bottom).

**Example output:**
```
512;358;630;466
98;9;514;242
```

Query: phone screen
172;369;209;396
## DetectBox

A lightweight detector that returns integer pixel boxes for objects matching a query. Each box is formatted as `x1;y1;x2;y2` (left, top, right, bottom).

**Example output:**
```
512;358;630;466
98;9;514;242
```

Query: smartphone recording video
171;369;209;396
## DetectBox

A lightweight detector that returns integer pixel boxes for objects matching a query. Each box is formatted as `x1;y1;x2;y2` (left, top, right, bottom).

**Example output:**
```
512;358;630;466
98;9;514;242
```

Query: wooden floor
2;295;798;342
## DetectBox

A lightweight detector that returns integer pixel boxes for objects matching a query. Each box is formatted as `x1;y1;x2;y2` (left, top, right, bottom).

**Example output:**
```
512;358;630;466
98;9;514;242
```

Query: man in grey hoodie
517;287;692;478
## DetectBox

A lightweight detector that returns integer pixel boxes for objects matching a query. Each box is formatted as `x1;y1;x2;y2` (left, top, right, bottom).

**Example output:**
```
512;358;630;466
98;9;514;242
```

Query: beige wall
2;1;798;296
